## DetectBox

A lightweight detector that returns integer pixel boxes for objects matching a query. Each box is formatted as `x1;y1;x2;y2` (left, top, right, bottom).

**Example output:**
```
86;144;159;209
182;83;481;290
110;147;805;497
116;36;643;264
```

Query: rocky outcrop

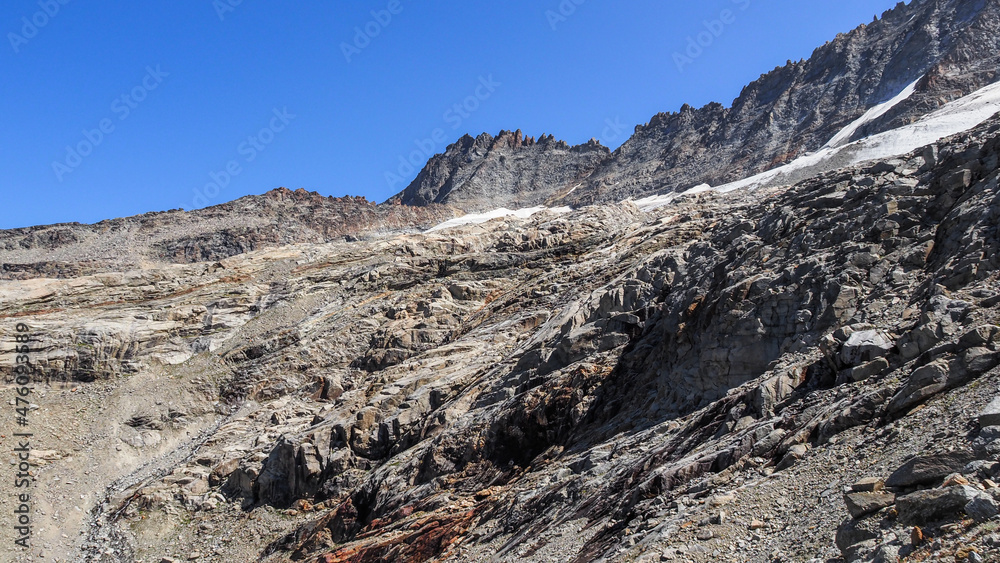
386;130;610;212
834;426;1000;563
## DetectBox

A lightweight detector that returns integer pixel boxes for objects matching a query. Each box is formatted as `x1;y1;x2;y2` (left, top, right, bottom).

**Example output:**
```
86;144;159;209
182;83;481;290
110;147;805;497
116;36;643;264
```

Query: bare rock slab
844;492;896;518
979;397;1000;428
885;452;975;489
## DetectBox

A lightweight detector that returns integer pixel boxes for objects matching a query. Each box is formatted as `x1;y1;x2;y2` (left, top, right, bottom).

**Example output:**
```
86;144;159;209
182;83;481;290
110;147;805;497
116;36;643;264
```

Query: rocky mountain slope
1;111;999;562
394;0;1000;212
3;1;1000;562
385;130;610;211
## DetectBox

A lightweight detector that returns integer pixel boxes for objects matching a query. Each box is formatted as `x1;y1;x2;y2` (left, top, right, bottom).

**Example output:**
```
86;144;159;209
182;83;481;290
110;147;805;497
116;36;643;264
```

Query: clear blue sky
1;0;905;229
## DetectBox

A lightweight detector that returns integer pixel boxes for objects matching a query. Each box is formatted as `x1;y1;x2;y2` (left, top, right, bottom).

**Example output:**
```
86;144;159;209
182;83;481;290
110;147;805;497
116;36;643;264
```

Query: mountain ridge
0;187;459;279
5;0;999;257
392;0;1000;212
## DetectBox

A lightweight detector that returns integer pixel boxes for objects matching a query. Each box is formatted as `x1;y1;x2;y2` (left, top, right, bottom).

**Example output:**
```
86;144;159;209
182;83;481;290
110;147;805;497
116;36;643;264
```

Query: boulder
896;296;971;359
966;494;1000;522
963;459;1000;479
896;485;978;524
752;372;801;416
851;477;886;493
980;399;1000;428
222;467;255;498
840;330;894;367
886;360;951;415
210;457;241;487
835;518;881;556
886;452;975;488
776;443;808;470
844;491;896;518
873;544;901;563
844;357;891;383
964;347;1000;375
960;325;1000;348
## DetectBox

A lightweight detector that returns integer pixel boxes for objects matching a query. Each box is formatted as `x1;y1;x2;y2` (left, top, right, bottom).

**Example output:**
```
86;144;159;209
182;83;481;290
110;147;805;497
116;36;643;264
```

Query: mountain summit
387;129;610;211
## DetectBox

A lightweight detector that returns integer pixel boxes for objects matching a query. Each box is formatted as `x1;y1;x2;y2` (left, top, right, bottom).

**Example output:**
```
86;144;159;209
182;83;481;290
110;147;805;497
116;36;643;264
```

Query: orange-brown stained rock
312;508;478;563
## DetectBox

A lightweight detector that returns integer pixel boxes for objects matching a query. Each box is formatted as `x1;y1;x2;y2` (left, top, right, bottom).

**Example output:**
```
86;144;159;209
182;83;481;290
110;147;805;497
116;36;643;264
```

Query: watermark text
8;0;72;54
342;0;403;63
51;65;169;182
384;75;500;189
673;0;751;72
191;107;296;208
9;323;36;550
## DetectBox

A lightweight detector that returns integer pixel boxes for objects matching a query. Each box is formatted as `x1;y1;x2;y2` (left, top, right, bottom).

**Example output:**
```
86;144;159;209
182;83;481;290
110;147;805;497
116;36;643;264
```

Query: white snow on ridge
712;78;1000;194
426;206;572;233
437;80;1000;222
631;183;712;212
851;80;1000;161
632;194;678;212
824;77;921;149
683;183;714;195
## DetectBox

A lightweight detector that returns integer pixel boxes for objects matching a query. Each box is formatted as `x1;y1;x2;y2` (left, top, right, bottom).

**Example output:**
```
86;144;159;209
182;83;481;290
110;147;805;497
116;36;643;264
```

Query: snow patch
629;184;712;212
824;78;921;149
426;206;571;233
632;193;678;212
629;183;713;212
683;183;714;195
714;79;1000;193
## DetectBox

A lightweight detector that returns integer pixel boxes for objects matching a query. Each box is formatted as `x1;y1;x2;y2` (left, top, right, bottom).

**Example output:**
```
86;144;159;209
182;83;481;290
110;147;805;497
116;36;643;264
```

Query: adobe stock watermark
212;0;248;22
191;107;296;208
546;0;587;31
597;116;628;147
10;323;37;550
8;0;72;54
341;0;403;63
673;0;751;72
384;75;501;190
51;65;169;183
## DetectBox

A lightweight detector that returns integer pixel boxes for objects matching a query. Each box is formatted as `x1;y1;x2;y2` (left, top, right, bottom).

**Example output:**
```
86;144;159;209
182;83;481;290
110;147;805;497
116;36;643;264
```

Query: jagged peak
256;187;374;207
437;129;606;157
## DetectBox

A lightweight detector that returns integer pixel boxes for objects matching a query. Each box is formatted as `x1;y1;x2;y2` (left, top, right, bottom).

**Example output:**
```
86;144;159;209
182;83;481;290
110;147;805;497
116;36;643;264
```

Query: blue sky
1;0;905;229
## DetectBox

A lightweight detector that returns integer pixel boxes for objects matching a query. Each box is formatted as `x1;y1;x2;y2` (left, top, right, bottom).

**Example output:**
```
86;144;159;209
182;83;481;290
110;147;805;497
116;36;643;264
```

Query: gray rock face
966;494;1000;522
897;296;974;359
896;485;980;524
887;360;953;415
981;398;1000;427
5;106;1000;563
253;436;326;508
844;491;896;518
840;330;894;367
387;130;610;212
